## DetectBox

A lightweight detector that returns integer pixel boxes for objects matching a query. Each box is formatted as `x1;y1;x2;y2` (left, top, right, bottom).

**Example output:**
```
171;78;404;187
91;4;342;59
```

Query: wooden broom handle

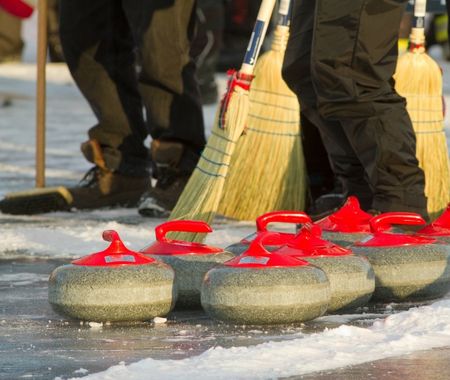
240;0;277;75
36;0;47;188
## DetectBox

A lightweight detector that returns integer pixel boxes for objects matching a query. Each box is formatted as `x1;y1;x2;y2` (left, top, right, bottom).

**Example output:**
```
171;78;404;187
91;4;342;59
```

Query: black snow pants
282;0;428;218
59;0;206;176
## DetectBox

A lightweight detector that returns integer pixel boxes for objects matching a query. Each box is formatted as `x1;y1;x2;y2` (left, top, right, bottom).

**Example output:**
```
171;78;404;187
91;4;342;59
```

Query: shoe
69;166;150;210
138;174;190;218
71;139;150;209
138;140;199;218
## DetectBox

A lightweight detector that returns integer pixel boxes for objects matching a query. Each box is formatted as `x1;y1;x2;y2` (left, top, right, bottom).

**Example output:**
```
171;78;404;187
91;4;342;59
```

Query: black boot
138;140;199;217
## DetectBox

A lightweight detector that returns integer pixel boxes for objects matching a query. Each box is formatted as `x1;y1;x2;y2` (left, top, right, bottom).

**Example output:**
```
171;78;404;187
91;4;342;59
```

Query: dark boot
70;139;150;210
138;140;199;217
69;166;150;210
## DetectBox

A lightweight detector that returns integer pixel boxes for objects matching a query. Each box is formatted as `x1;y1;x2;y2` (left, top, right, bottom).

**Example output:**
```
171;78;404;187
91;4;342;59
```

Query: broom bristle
168;83;250;242
218;26;307;220
395;49;450;218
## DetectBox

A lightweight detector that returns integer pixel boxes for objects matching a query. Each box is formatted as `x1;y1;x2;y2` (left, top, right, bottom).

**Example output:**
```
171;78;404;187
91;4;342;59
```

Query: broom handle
278;0;292;26
413;0;426;29
240;0;277;75
410;0;426;46
36;0;48;188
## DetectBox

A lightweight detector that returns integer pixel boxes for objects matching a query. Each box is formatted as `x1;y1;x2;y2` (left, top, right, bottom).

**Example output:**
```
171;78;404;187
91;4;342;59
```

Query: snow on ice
74;300;450;380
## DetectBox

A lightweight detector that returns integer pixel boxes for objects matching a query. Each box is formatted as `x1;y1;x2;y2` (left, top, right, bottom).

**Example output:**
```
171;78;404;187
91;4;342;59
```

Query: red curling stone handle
155;220;213;242
370;212;426;233
256;211;312;232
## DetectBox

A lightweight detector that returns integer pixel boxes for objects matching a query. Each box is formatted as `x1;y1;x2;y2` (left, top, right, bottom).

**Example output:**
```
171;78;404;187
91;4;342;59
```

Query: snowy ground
1;14;450;380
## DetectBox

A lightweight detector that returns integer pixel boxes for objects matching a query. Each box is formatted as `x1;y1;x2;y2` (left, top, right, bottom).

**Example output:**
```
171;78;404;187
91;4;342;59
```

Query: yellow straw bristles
168;79;250;242
218;25;307;220
395;36;450;218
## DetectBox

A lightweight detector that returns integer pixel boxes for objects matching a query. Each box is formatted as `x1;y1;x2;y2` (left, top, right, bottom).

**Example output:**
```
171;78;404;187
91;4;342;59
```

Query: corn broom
168;0;277;242
395;0;450;218
218;0;306;220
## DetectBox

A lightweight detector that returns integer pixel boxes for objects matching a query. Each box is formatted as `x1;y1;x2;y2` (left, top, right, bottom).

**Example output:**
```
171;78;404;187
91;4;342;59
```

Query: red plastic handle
256;211;312;232
103;230;120;242
155;220;213;242
370;212;426;233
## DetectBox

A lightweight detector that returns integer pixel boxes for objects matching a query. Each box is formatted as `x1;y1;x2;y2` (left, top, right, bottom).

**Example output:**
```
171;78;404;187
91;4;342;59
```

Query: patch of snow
75;300;450;380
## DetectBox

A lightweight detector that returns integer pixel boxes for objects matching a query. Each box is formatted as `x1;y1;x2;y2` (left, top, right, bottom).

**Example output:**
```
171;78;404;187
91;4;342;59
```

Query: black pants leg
122;0;206;153
59;0;149;176
283;0;427;217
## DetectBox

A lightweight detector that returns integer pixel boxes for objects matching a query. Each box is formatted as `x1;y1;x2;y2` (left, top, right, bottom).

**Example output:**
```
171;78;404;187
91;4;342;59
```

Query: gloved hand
0;0;34;18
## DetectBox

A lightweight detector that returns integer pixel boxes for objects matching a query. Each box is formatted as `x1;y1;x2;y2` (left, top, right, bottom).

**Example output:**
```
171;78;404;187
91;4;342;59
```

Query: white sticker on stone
105;255;136;263
239;256;270;265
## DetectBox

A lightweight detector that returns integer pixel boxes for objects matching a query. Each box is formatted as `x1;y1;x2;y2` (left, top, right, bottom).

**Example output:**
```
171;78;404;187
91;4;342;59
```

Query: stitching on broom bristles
250;88;296;98
195;166;226;178
408;108;443;112
250;99;298;111
247;113;299;124
203;145;232;157
210;131;236;143
415;130;446;134
410;120;444;124
200;154;230;167
245;127;300;137
402;94;442;98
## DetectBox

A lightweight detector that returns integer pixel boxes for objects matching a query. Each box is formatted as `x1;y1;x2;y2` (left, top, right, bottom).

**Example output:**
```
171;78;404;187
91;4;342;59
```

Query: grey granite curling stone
275;224;375;312
352;213;450;302
141;220;234;309
48;230;176;322
417;204;450;244
201;237;330;325
315;196;373;248
226;211;312;255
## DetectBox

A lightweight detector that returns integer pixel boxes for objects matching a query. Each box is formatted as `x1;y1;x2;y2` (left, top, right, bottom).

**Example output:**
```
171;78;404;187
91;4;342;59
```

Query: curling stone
201;236;330;325
275;224;375;312
352;213;450;302
315;196;373;247
141;220;235;309
225;211;312;255
48;230;176;322
417;204;450;244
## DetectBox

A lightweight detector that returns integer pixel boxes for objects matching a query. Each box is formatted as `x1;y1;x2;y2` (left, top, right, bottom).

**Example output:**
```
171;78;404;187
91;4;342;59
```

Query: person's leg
47;0;64;62
59;0;149;177
311;0;427;218
0;8;23;62
122;0;205;153
301;108;374;211
283;0;371;214
57;0;150;210
123;0;206;216
192;0;225;104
